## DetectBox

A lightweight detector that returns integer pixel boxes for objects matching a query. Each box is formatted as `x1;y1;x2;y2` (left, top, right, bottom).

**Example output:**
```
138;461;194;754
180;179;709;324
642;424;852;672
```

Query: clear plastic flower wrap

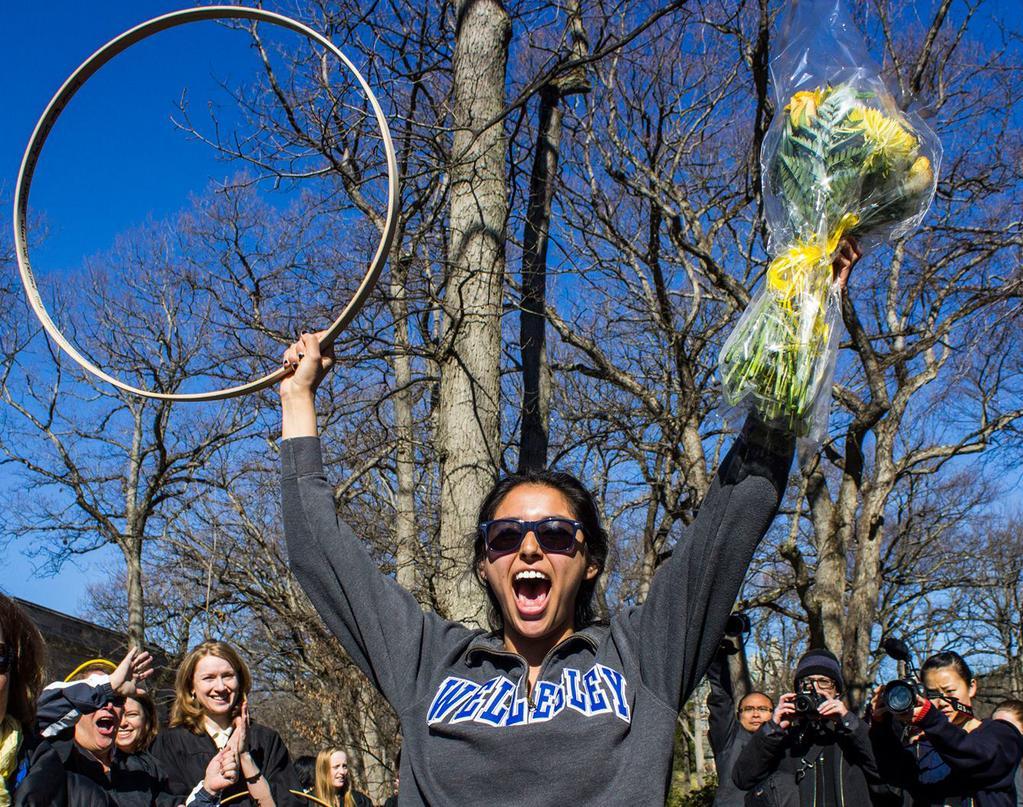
719;0;941;440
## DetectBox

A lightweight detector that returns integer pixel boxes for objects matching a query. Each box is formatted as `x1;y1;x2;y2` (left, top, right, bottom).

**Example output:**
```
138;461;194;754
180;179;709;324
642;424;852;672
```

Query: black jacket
151;723;302;807
12;735;80;807
51;739;173;807
707;655;755;807
734;713;881;807
869;706;1023;807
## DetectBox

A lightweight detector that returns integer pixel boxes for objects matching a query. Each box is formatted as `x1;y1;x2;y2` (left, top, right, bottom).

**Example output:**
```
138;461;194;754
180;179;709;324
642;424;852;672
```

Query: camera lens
794;693;814;714
885;681;915;713
724;612;751;637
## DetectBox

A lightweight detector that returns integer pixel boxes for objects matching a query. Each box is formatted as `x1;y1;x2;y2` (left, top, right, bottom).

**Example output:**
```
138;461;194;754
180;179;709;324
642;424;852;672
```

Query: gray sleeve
625;417;793;710
281;436;469;712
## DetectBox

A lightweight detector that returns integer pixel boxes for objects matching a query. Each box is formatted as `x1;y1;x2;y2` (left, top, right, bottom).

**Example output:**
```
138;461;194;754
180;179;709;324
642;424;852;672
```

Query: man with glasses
733;648;883;806
707;633;774;807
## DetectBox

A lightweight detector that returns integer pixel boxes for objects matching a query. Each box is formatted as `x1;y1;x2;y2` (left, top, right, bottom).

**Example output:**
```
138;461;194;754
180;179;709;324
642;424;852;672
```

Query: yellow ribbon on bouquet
766;213;860;306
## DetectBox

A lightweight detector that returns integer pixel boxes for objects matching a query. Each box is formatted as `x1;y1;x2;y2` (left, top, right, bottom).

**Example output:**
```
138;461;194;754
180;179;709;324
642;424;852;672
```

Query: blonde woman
313;749;371;807
151;641;301;806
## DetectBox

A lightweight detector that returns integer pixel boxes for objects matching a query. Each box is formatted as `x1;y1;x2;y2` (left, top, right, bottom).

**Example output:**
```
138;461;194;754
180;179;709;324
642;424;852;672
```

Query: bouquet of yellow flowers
719;1;940;438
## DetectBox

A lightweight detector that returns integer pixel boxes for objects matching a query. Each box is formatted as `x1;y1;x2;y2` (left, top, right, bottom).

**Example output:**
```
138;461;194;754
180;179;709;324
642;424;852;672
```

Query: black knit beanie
794;648;844;694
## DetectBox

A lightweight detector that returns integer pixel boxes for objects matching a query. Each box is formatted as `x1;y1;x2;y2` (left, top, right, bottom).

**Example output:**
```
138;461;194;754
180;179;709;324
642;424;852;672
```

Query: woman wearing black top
151;641;301;807
869;650;1023;806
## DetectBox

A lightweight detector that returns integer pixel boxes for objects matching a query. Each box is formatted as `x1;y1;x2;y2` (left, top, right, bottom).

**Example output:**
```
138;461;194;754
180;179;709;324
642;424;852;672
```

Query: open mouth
512;569;551;617
95;715;118;739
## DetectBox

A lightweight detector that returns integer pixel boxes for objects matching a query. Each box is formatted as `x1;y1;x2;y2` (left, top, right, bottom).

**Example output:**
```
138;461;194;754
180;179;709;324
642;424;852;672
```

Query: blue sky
2;1;297;615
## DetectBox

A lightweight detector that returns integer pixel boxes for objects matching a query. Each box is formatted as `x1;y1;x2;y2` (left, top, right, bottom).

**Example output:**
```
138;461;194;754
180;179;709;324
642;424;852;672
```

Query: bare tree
0;222;255;646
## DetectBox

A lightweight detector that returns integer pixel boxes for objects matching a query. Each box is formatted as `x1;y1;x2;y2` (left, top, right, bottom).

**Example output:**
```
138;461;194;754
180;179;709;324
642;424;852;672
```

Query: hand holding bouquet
719;1;940;438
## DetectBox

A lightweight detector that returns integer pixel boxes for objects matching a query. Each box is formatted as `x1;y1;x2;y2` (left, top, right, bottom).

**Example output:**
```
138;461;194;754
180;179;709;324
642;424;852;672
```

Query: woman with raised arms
278;243;859;805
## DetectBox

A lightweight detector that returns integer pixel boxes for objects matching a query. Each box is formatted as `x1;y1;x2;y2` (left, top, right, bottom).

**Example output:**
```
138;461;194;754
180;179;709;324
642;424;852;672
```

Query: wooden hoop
13;6;399;401
221;790;332;805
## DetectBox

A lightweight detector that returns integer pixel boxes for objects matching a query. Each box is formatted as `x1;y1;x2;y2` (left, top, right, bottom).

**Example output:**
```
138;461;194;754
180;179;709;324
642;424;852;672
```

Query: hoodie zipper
466;632;599;711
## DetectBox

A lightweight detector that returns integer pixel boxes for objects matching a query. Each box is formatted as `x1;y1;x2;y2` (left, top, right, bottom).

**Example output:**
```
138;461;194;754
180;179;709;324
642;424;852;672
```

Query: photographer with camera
707;613;774;806
868;650;1023;806
733;648;881;806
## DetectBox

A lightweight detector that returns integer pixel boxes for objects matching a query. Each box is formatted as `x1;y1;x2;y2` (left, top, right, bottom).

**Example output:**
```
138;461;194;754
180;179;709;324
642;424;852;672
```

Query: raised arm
624;417;793;711
706;652;739;755
280;334;470;712
35;648;152;738
917;705;1023;784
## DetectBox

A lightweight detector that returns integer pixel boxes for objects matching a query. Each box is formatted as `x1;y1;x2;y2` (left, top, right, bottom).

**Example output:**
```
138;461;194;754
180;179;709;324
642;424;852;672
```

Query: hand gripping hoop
13;6;400;401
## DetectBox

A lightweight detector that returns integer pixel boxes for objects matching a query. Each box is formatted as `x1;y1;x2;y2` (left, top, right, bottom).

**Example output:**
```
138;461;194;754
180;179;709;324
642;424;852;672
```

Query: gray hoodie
281;420;792;806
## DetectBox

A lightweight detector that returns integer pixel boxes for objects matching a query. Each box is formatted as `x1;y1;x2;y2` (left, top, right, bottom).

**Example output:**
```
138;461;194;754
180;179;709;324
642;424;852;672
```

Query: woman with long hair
0;594;44;806
312;749;371;807
151;641;301;806
276;246;857;807
870;650;1023;806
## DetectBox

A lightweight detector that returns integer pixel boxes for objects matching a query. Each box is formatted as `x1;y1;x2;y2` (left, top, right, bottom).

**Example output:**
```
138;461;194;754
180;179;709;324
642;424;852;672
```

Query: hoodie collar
465;627;600;665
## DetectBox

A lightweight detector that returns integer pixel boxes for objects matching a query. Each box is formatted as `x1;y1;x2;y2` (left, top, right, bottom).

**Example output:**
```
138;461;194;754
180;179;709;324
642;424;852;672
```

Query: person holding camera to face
707;613;775;807
733;648;882;807
868;650;1023;806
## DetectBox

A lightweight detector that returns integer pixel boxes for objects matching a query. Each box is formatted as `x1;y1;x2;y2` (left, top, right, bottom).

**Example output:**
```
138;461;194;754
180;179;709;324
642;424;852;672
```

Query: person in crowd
151;640;301;807
0;594;45;806
733;647;883;805
381;747;399;807
991;700;1023;807
313;749;371;807
292;754;316;793
275;237;859;806
706;641;774;807
24;648;237;807
869;651;1023;806
116;691;159;755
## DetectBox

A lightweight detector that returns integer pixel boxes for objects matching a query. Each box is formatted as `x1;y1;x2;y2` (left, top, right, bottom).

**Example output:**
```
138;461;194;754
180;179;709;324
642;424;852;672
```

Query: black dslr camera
793;677;829;717
880;637;926;715
718;611;751;655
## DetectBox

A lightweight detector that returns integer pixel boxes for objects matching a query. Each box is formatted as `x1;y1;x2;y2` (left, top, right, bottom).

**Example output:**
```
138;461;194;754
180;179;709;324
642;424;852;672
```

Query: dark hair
0;594;46;726
472;469;611;632
124;692;160;752
293;754;316;791
921;651;973;685
737;691;774;712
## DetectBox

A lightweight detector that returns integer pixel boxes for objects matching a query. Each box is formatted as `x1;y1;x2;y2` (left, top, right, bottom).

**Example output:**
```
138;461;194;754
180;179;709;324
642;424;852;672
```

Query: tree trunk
390;252;423;602
517;86;560;473
518;0;589;473
124;539;146;646
436;0;511;625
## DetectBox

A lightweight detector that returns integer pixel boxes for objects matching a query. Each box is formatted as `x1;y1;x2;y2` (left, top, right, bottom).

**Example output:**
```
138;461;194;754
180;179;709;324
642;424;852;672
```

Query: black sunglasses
479;518;585;556
0;644;11;674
